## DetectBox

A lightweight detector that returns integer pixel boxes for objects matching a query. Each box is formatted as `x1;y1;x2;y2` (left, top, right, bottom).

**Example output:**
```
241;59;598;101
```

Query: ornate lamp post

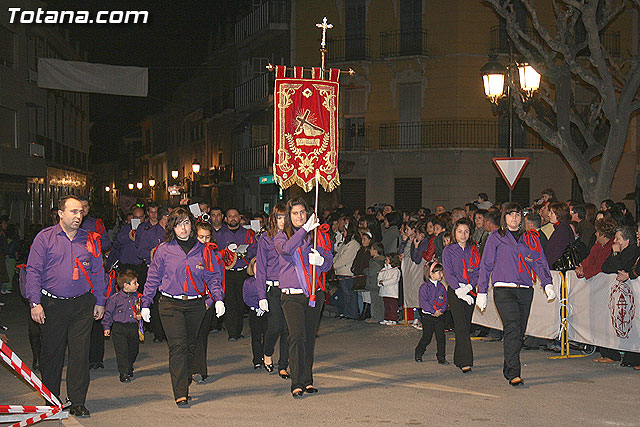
481;54;540;200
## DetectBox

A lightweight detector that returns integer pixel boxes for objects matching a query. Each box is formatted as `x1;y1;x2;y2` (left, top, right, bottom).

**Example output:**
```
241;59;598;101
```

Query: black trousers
40;292;95;405
281;291;324;392
24;301;41;366
111;322;139;376
89;319;105;364
150;291;166;340
494;286;533;381
264;286;289;370
224;269;248;339
447;286;474;368
158;296;205;400
248;309;268;365
193;305;215;377
415;312;446;362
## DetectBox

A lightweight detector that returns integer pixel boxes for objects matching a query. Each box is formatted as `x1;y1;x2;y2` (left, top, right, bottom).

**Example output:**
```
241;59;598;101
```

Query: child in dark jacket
415;261;448;364
102;269;143;382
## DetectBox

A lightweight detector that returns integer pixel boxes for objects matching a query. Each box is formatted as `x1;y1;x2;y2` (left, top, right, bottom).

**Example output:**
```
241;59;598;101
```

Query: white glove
309;248;324;266
463;284;474;294
258;298;269;312
544;284;556;301
455;285;470;299
461;294;474;305
256;308;266;317
302;213;320;233
215;301;226;318
476;293;488;311
141;307;151;323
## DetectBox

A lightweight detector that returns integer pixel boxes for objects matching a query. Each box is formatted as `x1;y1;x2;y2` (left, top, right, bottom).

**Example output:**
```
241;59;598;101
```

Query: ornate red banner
273;65;340;192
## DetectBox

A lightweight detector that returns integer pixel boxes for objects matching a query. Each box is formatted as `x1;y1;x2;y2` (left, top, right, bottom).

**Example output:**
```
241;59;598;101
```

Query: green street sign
259;175;275;185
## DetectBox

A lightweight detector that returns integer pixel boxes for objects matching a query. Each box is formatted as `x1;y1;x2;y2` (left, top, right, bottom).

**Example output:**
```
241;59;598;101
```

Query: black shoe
95;362;104;369
292;388;304;398
509;378;525;387
279;370;291;379
237;334;246;339
228;336;238;341
128;369;134;377
153;337;165;343
176;398;189;407
253;363;263;369
438;359;449;365
264;362;274;373
305;386;318;394
69;404;91;418
88;362;96;370
119;374;131;383
415;355;423;362
461;366;472;373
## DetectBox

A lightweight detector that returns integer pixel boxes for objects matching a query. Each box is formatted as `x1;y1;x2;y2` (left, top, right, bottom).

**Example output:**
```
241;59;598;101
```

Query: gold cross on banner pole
316;16;333;71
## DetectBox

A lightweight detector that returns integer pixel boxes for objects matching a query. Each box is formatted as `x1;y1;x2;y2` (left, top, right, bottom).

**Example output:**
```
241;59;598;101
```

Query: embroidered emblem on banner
609;281;635;339
273;65;340;192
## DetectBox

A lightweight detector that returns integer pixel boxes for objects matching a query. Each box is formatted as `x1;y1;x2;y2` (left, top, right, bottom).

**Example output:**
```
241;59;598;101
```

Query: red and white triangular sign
493;157;529;190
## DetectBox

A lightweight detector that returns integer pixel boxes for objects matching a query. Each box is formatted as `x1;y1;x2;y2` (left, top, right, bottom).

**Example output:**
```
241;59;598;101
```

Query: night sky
48;0;248;162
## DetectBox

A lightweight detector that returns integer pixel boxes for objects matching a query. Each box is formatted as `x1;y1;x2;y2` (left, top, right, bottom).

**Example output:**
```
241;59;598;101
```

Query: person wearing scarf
274;198;333;398
476;202;555;387
442;217;480;373
141;208;224;407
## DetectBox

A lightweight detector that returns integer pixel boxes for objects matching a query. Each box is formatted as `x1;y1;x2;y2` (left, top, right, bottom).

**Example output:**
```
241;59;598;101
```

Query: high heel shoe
279;370;291;379
291;388;304;398
305;385;318;394
264;362;274;373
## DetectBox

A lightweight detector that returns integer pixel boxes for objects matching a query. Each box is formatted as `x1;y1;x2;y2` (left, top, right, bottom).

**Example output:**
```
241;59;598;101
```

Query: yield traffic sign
493;157;529;190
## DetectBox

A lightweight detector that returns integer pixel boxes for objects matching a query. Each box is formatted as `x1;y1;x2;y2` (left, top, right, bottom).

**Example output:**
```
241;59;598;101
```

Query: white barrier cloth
471;271;562;339
38;58;148;97
566;271;640;352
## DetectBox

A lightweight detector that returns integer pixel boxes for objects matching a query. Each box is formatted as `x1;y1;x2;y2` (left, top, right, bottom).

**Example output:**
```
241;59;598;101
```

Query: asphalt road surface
1;291;638;426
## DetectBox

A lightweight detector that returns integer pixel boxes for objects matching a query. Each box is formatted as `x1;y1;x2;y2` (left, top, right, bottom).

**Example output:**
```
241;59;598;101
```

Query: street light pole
481;45;540;204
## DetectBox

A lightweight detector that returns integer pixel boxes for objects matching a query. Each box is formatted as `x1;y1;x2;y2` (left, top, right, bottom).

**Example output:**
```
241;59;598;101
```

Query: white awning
38;58;148;97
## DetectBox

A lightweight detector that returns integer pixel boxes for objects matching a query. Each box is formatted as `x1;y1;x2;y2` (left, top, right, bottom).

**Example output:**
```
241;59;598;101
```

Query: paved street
1;291;639;427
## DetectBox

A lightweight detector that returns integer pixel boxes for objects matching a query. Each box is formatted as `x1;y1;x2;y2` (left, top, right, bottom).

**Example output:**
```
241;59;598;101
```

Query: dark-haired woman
256;204;291;379
442;218;480;373
333;222;361;319
381;212;402;255
545;202;574;267
274;199;333;398
142;207;225;406
476;202;555;386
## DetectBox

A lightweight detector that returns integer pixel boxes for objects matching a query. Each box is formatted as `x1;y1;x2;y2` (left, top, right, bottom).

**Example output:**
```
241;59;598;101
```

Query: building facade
0;2;90;229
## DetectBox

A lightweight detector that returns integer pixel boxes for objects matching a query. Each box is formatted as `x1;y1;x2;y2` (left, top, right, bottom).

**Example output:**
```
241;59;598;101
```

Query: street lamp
105;186;110;192
481;53;540;201
191;160;201;174
128;183;134;190
136;182;143;190
171;170;179;180
148;177;156;188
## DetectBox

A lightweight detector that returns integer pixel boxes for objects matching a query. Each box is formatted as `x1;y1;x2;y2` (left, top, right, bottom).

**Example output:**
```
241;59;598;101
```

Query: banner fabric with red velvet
273;65;340;192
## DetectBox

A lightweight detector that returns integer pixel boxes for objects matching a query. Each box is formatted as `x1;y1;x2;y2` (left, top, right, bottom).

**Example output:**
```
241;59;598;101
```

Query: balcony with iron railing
490;24;620;58
233;144;270;173
377;120;544;150
235;72;272;110
327;36;371;63
235;0;289;45
335;120;545;152
380;30;428;58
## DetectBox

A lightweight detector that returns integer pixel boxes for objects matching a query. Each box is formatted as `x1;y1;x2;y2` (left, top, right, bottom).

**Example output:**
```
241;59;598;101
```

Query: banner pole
311;170;319;300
